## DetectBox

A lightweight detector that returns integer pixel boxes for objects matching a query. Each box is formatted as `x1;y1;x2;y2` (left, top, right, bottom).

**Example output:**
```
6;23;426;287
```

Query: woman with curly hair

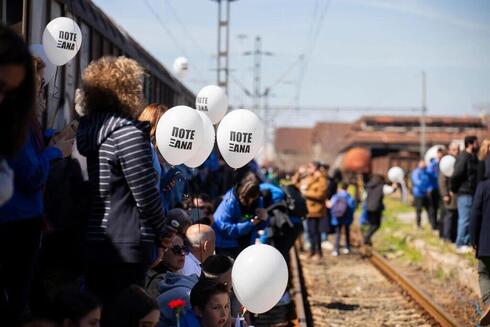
76;57;173;308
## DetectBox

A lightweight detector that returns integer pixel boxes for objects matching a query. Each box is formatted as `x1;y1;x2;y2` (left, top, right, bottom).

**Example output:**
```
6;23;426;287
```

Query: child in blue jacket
327;182;356;256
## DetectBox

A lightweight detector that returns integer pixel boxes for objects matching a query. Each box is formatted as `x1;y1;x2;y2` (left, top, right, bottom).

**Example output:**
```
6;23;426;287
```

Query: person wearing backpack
363;174;385;246
327;182;356;256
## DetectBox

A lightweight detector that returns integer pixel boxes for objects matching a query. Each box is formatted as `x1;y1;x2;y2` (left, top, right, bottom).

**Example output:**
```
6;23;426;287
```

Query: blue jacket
0;130;62;223
329;190;356;226
426;159;439;191
180;311;201;327
157;272;198;327
411;167;432;198
213;189;264;249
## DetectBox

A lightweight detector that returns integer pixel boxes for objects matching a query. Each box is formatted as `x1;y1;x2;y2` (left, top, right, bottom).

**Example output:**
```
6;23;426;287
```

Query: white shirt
179;253;201;277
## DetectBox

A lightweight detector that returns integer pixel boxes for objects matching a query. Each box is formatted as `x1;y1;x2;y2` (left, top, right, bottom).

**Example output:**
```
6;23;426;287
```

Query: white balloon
440;155;456;177
156;106;203;166
388;167;404;183
232;244;288;314
184;111;215;168
42;17;82;66
424;144;445;165
217;109;264;169
196;85;228;124
383;185;395;195
173;56;189;78
29;44;56;86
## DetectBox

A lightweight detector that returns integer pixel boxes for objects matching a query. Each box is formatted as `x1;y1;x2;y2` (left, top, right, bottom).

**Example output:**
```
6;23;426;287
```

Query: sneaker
341;248;351;255
322;241;334;251
332;251;339;257
456;245;473;254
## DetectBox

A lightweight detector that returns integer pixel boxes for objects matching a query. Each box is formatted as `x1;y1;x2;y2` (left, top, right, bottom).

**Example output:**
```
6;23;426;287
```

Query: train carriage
1;0;194;131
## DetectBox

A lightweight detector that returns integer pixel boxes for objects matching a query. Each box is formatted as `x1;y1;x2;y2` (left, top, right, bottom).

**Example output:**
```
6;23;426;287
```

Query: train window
2;0;23;34
91;29;102;60
102;38;112;55
79;22;91;71
112;46;122;57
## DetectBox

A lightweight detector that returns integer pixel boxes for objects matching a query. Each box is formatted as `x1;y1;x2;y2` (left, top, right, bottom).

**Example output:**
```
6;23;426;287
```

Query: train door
0;0;29;37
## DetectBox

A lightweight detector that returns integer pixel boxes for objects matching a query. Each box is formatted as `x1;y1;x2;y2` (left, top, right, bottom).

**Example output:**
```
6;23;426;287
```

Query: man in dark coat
363;174;384;245
470;155;490;325
452;135;479;253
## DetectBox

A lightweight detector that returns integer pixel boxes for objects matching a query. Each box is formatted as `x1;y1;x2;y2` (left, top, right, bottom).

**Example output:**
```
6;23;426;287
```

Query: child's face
199;293;230;327
78;307;101;327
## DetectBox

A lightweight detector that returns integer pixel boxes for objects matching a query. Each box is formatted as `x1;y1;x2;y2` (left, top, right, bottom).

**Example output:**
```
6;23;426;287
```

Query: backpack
331;196;348;218
281;184;308;218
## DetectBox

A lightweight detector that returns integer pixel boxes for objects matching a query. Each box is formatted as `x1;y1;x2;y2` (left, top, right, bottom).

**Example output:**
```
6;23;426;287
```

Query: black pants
442;209;458;243
364;211;381;245
0;218;42;326
335;224;351;252
307;218;322;255
430;189;440;229
84;262;146;308
414;196;436;229
479;257;490;306
271;223;303;263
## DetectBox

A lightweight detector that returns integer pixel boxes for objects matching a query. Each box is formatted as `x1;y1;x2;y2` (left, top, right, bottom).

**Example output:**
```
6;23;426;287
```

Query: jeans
307;218;322;255
364;211;381;245
456;195;473;247
335;224;351;252
442;209;458;243
479;257;490;306
414;196;436;229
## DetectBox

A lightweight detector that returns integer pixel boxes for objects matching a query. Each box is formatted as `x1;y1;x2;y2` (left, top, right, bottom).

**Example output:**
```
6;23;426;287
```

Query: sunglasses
169;245;189;256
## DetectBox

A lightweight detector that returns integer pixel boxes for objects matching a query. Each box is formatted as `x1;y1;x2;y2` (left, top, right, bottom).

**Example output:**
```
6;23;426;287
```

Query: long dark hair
51;288;101;325
0;24;36;157
106;285;158;327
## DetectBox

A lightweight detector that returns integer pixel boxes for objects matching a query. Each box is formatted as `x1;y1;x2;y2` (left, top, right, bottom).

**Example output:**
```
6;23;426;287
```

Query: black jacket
470;156;490;258
451;151;478;195
366;178;384;213
77;112;165;264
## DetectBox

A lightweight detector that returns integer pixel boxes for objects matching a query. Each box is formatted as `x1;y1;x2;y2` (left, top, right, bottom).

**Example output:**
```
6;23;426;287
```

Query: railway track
290;244;460;327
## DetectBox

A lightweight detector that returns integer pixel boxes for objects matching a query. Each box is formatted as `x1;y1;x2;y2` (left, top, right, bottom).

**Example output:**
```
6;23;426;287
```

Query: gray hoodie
156;272;199;326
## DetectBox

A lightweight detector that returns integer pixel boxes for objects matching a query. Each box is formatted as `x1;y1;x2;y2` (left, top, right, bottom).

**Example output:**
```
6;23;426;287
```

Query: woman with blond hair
478;139;490;183
76;57;173;307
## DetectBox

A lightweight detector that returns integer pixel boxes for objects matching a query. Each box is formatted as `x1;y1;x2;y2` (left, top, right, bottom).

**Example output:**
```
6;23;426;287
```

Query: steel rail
290;245;310;327
369;251;460;327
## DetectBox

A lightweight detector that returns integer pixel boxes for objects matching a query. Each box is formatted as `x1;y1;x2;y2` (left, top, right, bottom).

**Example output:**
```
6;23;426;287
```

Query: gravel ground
300;250;437;327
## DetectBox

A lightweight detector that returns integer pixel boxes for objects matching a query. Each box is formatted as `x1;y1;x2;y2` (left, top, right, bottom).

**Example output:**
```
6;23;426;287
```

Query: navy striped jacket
77;112;165;264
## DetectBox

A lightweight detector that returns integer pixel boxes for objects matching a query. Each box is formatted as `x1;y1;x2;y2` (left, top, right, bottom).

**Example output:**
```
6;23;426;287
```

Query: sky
92;0;490;127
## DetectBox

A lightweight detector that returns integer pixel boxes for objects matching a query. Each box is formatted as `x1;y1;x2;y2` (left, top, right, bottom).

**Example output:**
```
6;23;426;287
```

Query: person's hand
256;208;267;221
326;200;332;208
53;139;74;158
443;196;451;204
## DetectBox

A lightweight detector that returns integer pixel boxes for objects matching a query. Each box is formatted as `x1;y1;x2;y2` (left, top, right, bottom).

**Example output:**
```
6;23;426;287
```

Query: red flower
168;299;186;310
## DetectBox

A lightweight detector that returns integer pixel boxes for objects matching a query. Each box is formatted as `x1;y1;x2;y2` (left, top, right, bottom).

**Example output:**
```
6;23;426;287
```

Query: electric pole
211;0;238;94
243;36;274;117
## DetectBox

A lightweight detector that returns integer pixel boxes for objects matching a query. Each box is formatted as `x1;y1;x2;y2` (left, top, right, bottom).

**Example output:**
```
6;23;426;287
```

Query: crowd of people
0;23;306;327
409;137;490;253
3;21;490;327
